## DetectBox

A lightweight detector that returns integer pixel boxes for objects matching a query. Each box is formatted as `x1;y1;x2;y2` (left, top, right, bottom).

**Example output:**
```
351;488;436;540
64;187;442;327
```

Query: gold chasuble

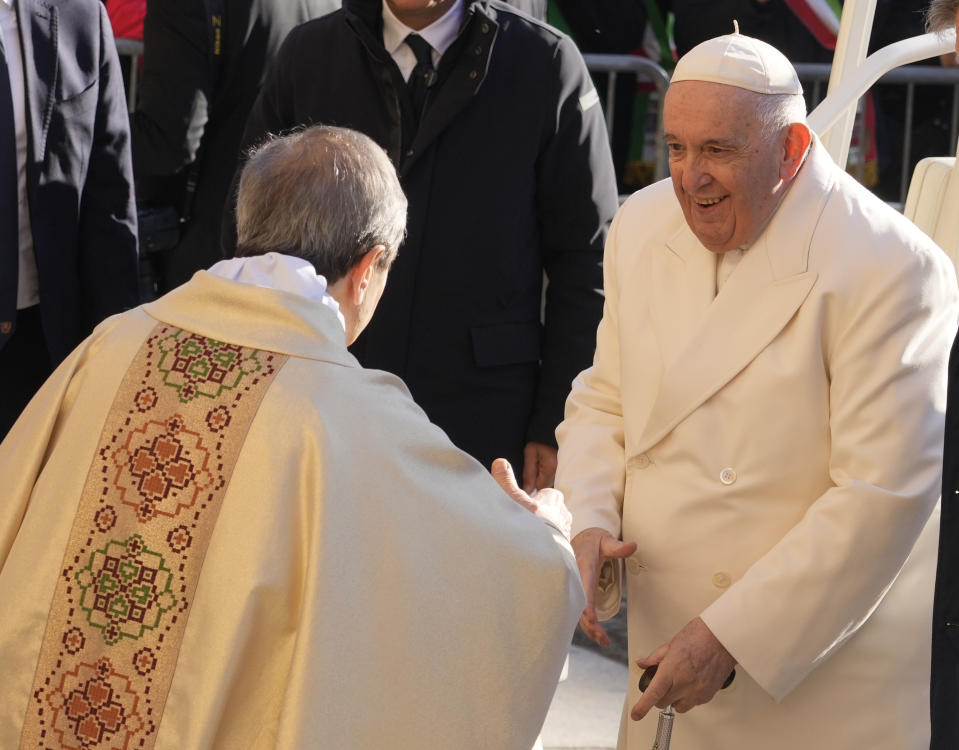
21;325;286;749
0;272;583;749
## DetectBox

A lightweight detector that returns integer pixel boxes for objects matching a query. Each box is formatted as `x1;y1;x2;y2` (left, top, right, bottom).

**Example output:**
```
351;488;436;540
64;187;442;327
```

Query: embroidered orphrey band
20;324;287;749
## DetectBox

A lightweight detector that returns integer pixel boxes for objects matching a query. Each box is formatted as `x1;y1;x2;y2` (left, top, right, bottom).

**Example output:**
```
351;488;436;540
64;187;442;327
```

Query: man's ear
780;122;811;181
346;245;387;305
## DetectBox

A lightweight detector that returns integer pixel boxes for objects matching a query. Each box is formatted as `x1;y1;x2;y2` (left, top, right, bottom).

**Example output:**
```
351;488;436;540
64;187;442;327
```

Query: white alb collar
207;253;346;331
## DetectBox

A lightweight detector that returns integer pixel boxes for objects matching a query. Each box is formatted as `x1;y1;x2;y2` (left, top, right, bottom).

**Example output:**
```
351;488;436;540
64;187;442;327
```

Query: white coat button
712;572;731;588
719;467;737;485
634;453;650;469
627;558;644;575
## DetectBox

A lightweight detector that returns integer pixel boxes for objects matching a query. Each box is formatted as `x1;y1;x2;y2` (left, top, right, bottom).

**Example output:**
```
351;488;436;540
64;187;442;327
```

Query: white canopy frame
809;0;957;167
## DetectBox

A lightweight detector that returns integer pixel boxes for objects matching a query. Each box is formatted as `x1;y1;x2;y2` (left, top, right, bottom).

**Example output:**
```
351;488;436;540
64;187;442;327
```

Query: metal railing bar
605;71;618;140
900;83;916;205
581;54;671;184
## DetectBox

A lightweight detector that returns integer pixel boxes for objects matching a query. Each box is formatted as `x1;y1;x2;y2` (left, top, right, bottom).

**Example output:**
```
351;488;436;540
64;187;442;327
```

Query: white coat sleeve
556;204;628;540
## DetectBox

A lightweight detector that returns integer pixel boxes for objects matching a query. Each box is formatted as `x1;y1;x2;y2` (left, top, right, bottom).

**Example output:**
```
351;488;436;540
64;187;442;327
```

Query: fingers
492;458;537;512
522;444;538;494
522;442;557;492
636;643;668;670
536;444;558;490
578;608;611;646
491;457;529;501
631;666;672;720
599;536;638;559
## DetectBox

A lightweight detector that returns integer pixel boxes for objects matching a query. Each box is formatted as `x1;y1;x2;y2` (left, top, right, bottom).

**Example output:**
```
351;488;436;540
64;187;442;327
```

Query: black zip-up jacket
232;0;618;472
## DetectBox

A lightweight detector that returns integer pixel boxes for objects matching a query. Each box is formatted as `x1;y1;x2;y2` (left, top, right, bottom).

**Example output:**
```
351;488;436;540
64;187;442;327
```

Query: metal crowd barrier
581;52;959;208
796;62;959;206
581;54;671;185
116;41;957;208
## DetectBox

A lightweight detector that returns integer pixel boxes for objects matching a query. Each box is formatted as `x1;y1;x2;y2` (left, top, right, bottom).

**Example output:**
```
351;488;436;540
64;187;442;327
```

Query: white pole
818;0;878;167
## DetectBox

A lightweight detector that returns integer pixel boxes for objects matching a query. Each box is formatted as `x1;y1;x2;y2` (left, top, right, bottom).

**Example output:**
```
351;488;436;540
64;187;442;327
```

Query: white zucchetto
671;29;803;96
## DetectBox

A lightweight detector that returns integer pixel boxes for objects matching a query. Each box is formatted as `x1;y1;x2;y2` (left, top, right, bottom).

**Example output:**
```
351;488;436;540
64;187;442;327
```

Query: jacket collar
635;135;835;455
143;272;359;369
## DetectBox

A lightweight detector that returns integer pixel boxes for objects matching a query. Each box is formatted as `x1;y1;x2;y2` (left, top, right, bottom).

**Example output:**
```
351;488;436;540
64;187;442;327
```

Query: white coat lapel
636;138;836;455
647;222;717;372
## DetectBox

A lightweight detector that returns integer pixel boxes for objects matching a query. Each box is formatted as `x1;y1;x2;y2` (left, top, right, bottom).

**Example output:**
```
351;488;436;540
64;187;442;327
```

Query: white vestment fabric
556;137;959;750
0;271;584;749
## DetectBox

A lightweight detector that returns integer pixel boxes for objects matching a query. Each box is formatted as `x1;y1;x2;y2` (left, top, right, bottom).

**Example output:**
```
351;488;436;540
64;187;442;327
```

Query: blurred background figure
131;0;340;299
104;0;145;39
0;0;138;440
660;0;833;61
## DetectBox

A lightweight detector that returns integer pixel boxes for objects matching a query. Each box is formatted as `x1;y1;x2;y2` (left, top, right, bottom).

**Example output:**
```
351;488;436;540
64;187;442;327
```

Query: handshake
491;458;572;540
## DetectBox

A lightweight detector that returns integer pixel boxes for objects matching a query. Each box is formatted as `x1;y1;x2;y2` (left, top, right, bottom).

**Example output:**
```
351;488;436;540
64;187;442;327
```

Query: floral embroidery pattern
156;331;264;403
22;324;285;750
108;415;214;523
75;535;177;646
45;658;144;750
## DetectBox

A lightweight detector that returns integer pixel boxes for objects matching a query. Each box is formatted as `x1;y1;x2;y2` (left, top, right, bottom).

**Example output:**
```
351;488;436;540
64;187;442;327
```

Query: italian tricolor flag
784;0;842;49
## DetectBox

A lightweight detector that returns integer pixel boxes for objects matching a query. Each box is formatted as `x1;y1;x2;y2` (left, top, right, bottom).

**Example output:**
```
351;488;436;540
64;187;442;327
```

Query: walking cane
638;665;735;750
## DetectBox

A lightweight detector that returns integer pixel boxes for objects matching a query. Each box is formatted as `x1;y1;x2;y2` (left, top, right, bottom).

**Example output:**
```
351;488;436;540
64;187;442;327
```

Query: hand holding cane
638;664;736;750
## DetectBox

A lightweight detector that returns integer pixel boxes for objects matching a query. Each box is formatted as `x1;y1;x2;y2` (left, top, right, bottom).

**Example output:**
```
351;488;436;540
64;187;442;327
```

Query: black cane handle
638;663;736;693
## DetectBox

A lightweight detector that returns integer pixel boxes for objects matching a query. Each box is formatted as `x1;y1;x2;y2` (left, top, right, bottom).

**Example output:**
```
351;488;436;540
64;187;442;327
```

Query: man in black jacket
228;0;618;490
131;0;341;296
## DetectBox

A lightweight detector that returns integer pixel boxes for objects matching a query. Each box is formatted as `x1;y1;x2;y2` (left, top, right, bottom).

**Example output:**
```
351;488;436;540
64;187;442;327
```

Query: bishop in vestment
0;125;584;749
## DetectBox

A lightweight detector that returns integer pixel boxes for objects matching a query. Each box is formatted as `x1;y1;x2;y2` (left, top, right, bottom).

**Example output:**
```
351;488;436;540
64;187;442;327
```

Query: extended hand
630;617;737;720
571;527;637;646
522;441;557;493
492;458;571;539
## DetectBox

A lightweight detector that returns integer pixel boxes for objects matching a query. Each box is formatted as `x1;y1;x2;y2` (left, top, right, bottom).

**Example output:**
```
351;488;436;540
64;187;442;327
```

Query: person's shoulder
278;358;472;462
478;0;572;49
280;5;350;46
616;179;682;232
827;167;950;268
809;168;957;301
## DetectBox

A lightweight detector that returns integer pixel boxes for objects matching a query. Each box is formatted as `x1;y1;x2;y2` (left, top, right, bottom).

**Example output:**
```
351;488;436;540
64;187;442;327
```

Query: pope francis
556;31;959;750
0;125;585;749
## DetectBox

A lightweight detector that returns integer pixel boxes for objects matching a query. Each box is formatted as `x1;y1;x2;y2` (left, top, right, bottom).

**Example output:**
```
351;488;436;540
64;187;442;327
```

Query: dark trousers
0;305;52;441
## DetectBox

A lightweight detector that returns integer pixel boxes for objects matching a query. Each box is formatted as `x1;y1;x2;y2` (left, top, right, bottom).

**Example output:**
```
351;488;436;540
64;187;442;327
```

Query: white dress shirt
381;0;465;82
716;248;744;292
0;0;38;310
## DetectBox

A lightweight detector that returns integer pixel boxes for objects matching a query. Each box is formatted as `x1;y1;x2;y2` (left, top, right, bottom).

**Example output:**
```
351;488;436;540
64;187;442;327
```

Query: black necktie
0;30;19;344
405;34;435;124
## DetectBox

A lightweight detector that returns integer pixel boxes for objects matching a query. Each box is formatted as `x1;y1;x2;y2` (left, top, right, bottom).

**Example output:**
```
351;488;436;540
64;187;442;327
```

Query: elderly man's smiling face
664;80;790;253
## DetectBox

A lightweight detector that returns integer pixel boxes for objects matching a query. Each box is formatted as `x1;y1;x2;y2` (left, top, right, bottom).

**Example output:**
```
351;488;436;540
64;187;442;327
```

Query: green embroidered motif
156;331;264;403
75;535;177;646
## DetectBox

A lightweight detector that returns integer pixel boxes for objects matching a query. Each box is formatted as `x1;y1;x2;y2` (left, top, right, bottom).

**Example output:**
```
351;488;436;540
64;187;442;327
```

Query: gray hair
927;0;959;33
235;125;407;283
754;92;808;139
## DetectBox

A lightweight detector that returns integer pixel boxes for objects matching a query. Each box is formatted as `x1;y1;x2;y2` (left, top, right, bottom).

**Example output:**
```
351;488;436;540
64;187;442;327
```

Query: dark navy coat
233;0;618;472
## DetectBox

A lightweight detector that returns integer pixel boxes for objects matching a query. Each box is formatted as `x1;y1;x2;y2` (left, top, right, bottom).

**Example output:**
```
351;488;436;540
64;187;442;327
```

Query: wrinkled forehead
664;81;762;134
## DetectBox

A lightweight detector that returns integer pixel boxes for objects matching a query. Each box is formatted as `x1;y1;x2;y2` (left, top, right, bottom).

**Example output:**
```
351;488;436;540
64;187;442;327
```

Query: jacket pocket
470;320;542;367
